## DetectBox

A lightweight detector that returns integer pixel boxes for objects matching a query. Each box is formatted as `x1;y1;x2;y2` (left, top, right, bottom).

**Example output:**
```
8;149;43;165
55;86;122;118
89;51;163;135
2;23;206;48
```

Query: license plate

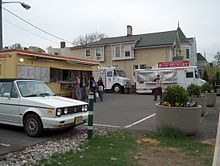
75;116;83;125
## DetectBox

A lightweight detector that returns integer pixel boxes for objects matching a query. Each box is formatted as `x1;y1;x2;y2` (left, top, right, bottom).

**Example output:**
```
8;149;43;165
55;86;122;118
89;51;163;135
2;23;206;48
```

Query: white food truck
135;66;206;94
93;67;130;93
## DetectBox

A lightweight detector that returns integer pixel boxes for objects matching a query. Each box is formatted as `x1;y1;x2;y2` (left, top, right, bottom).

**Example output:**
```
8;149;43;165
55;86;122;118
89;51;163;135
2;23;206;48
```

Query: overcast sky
2;0;220;61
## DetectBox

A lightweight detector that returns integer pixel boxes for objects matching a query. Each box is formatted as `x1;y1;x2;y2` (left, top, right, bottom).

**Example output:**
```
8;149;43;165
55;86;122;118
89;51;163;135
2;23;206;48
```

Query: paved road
0;93;219;155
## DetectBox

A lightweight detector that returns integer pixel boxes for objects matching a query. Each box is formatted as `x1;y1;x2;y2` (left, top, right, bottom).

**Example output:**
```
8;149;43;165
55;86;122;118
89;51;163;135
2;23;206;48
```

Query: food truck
0;49;99;97
93;66;131;93
134;61;206;93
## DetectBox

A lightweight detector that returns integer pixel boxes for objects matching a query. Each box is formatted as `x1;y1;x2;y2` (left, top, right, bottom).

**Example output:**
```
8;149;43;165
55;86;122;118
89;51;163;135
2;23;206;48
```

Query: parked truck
93;67;131;93
134;66;206;93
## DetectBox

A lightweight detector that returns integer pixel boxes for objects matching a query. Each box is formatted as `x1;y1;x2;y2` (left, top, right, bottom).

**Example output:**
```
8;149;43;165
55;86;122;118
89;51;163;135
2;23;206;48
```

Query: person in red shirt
153;74;163;101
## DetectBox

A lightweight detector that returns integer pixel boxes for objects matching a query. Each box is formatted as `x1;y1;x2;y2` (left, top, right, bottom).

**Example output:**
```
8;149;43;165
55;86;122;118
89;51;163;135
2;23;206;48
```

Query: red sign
158;60;190;68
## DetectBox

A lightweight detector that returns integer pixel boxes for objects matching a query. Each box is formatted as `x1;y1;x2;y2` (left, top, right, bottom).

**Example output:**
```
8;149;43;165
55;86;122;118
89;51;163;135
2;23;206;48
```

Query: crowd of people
74;74;104;102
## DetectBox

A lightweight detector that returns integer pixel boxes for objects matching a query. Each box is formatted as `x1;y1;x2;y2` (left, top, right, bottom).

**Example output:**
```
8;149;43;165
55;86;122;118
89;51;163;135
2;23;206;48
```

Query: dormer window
115;46;120;58
112;44;134;60
124;45;131;57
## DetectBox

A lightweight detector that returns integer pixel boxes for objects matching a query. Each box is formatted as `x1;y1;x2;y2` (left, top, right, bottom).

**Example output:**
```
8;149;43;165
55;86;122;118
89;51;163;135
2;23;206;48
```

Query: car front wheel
24;114;43;137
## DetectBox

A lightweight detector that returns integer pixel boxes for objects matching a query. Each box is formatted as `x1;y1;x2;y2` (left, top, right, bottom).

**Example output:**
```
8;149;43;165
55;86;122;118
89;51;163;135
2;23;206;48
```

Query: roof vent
60;41;66;48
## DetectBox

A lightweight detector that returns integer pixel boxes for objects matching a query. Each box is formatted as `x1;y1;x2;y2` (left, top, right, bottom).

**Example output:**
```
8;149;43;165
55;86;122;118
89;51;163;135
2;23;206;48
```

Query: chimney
127;25;133;36
60;41;66;48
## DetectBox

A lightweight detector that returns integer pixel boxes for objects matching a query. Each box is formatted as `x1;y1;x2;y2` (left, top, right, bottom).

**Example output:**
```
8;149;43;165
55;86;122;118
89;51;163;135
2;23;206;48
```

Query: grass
36;130;138;166
35;128;214;166
145;127;214;165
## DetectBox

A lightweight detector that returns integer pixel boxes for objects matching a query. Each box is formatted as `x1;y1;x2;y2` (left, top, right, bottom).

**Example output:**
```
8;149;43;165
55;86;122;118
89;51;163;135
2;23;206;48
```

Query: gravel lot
0;129;109;166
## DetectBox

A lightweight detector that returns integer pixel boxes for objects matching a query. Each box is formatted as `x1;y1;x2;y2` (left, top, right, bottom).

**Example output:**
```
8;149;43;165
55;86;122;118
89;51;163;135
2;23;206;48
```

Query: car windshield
16;80;54;97
115;70;126;77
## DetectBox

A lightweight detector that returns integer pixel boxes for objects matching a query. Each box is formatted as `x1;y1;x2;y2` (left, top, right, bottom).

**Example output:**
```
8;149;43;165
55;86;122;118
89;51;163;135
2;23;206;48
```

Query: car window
0;82;12;97
17;80;54;97
11;83;18;98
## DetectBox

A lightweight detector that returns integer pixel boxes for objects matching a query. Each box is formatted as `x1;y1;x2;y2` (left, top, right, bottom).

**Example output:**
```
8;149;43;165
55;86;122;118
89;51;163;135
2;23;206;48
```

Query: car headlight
64;108;68;114
82;105;85;112
84;105;88;112
81;105;88;112
56;108;62;117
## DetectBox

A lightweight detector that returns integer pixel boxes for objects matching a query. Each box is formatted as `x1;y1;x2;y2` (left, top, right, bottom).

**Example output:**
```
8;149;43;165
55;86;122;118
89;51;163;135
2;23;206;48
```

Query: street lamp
0;0;31;49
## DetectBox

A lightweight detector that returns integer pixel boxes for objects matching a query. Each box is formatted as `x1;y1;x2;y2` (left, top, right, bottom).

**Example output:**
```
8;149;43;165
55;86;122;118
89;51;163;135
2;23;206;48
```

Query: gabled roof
71;27;190;49
197;53;207;62
177;27;188;43
135;30;177;47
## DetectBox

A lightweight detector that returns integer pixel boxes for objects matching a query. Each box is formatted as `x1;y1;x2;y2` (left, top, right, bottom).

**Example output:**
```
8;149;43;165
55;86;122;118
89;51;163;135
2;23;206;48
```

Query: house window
96;48;101;60
86;49;91;57
124;45;131;57
115;46;120;58
186;49;190;58
133;64;147;75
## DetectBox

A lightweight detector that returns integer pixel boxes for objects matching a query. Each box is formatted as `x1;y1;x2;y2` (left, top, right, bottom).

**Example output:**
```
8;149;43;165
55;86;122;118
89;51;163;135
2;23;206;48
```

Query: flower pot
205;92;216;107
155;103;201;136
191;96;208;116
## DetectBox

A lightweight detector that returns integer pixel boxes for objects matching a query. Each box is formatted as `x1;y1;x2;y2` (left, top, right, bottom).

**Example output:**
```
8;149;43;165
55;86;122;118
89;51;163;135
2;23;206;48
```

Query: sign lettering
158;60;190;68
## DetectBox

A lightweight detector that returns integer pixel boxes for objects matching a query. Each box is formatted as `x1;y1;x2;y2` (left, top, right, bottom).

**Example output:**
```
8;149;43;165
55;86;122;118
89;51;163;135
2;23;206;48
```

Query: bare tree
73;32;107;46
214;51;220;63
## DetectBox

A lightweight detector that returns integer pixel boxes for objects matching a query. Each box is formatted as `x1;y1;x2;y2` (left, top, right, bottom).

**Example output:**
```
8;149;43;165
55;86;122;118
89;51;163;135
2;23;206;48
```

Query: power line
3;7;73;45
3;19;59;44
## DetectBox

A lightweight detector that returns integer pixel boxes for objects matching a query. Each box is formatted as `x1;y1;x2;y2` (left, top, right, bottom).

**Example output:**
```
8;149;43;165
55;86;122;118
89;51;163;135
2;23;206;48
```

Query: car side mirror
3;93;10;99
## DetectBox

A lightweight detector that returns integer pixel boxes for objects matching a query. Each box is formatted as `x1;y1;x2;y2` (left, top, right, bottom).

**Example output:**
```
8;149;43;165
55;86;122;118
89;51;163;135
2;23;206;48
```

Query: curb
212;112;220;166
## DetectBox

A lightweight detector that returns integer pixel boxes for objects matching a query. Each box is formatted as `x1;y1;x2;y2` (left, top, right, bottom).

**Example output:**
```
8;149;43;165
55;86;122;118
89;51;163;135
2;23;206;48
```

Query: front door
0;82;20;124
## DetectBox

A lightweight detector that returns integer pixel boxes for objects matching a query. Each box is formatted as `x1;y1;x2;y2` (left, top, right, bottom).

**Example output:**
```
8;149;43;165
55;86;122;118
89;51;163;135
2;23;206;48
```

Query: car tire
113;84;121;93
24;113;43;137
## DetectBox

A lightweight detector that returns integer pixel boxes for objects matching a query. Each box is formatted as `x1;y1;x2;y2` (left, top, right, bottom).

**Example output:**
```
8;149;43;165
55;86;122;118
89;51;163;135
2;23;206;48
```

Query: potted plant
201;82;216;107
187;84;207;116
155;85;201;136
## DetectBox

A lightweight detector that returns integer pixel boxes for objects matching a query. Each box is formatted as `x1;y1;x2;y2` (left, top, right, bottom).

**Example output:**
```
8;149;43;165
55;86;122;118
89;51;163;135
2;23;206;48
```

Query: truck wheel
24;113;43;137
113;84;121;93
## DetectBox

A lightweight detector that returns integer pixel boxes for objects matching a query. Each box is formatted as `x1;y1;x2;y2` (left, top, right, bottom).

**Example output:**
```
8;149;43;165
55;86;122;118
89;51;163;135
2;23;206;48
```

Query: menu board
18;65;50;82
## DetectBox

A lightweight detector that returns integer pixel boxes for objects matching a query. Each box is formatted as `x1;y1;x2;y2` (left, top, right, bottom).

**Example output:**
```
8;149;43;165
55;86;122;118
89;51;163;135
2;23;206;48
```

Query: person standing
80;73;88;101
75;75;81;100
97;76;104;102
153;74;163;101
89;76;97;102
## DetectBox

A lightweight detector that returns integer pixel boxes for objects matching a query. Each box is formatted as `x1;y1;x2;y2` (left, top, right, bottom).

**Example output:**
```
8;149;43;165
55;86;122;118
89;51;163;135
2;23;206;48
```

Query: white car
0;79;88;137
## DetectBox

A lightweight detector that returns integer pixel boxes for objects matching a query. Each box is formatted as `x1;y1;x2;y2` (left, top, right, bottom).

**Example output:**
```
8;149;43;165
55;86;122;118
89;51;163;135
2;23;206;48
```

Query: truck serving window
186;72;193;78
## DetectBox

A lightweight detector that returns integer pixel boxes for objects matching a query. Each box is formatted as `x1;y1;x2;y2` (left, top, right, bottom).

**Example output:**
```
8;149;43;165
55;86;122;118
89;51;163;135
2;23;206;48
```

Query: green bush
216;71;220;83
187;84;201;97
201;82;213;93
203;70;209;81
162;85;188;107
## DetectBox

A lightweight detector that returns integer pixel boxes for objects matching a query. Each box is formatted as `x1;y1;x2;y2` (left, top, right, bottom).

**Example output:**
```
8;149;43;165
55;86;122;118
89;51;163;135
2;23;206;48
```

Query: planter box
205;92;216;107
155;103;201;136
191;97;207;116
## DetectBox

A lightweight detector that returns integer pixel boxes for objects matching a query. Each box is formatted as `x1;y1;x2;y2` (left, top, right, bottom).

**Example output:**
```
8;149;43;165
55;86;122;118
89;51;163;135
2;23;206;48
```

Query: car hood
22;96;88;108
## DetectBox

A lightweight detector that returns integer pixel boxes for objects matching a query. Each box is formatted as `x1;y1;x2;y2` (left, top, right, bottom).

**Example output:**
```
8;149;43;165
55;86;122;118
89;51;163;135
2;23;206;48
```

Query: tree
73;32;107;46
203;70;209;81
214;51;220;63
10;43;22;49
28;46;45;53
216;71;220;83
